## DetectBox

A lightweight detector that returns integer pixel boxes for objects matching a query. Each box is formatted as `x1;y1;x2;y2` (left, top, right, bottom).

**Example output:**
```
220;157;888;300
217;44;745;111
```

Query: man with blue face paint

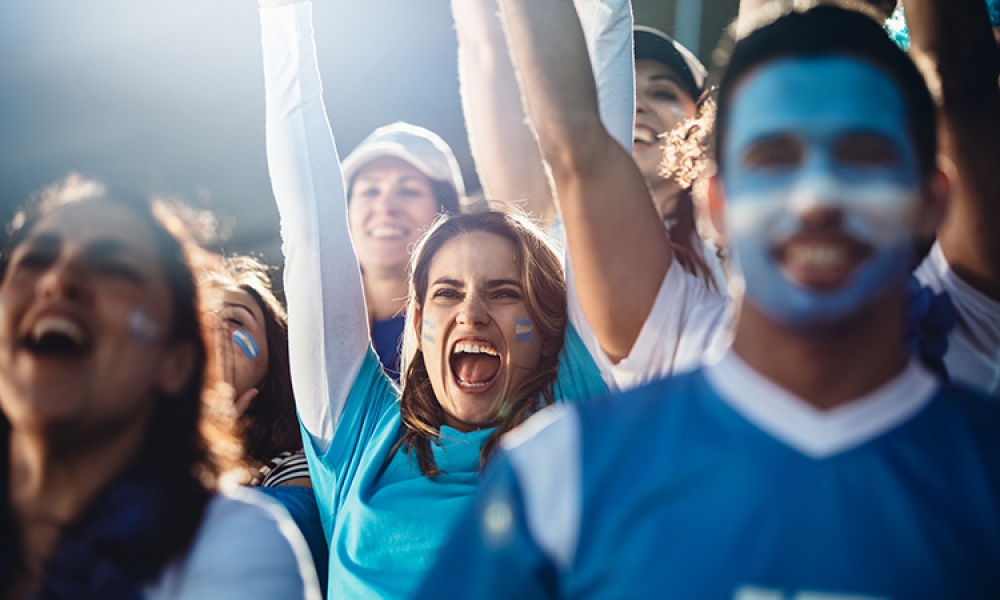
415;3;1000;598
716;57;926;327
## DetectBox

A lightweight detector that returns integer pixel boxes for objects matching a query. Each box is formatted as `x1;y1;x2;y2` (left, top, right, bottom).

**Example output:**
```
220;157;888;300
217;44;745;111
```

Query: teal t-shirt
301;323;608;599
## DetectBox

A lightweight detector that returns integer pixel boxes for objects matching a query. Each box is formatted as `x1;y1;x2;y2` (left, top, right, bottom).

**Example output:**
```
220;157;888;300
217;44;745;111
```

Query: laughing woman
259;1;608;597
0;183;320;599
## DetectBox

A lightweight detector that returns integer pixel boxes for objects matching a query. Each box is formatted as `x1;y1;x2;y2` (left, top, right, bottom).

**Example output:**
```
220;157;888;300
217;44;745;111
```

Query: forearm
498;0;672;361
260;1;370;447
904;0;1000;299
497;0;608;168
453;0;557;223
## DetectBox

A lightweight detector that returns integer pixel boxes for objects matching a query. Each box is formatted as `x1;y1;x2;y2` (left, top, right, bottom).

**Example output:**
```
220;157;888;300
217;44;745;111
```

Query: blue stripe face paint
721;57;920;327
515;318;534;342
422;319;437;344
129;308;161;344
232;329;260;361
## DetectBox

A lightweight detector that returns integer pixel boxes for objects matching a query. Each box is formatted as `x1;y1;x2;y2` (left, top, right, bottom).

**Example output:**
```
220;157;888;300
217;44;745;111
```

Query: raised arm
260;0;370;450
452;0;556;224
903;0;1000;300
496;0;672;363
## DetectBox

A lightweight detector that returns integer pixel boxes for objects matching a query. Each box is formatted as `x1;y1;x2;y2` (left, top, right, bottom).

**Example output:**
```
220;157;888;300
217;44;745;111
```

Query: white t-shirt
569;257;732;394
913;242;1000;397
144;486;321;600
574;242;999;398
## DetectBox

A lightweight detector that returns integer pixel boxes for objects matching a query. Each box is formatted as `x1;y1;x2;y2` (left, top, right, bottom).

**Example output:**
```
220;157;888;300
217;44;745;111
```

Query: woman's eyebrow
223;302;259;322
431;278;464;288
648;73;685;87
485;279;522;289
86;238;152;260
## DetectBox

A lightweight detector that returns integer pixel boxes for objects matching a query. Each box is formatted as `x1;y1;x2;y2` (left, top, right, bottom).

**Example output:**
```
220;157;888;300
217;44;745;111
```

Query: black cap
634;26;707;100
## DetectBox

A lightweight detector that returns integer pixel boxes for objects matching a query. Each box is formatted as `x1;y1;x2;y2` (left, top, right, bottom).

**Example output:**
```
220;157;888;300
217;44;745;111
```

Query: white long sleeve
260;2;370;451
573;0;635;153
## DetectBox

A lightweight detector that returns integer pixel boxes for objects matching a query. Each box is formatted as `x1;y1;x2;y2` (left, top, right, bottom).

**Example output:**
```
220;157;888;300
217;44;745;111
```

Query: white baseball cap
342;122;467;204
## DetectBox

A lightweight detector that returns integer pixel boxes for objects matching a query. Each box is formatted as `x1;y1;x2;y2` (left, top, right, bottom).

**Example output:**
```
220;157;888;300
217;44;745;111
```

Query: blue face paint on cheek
129;308;161;344
422;319;436;344
232;329;259;361
722;57;921;326
515;318;534;342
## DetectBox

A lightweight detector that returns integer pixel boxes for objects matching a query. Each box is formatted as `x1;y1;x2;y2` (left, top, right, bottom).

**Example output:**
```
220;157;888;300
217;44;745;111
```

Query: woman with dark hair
203;256;305;485
0;179;319;599
259;1;609;597
202;255;328;593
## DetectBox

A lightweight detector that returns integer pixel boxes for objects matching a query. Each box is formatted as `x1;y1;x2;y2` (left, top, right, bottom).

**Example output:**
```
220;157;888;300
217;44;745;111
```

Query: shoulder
494;405;583;569
494;372;706;568
260;450;311;487
145;487;321;600
933;383;1000;426
918;383;1000;462
914;242;1000;326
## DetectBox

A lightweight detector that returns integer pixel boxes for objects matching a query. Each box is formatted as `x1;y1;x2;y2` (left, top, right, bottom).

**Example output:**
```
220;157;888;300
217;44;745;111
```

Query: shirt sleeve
573;0;635;153
145;490;322;600
913;242;1000;397
260;1;372;451
253;485;330;596
567;256;731;394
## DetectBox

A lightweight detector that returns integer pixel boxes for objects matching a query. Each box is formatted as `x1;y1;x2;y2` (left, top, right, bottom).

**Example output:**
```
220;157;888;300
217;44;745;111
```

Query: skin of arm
497;0;673;363
260;0;371;449
452;0;558;224
903;0;1000;300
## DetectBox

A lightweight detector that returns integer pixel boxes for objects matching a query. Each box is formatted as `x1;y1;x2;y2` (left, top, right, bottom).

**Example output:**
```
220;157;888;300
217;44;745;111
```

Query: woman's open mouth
22;315;91;359
449;339;502;393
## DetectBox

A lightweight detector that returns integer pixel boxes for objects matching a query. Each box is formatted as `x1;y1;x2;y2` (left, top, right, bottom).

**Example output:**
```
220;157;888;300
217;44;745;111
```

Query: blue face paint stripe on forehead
232;329;260;361
722;56;919;190
515;318;534;342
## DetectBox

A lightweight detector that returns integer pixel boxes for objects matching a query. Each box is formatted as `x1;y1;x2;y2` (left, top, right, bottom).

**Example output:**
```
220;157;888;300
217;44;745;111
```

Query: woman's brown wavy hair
394;209;566;477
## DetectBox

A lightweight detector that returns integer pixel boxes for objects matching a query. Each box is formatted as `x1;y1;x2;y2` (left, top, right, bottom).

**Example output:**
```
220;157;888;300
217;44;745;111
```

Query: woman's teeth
452;341;499;357
369;227;407;239
31;316;85;346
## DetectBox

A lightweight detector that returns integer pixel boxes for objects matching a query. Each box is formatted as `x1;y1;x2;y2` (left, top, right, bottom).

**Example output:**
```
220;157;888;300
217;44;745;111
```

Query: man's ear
917;165;950;240
157;339;198;398
706;171;728;240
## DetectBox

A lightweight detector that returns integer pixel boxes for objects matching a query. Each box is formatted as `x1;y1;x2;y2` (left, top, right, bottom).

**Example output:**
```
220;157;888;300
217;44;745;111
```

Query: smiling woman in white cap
341;123;465;381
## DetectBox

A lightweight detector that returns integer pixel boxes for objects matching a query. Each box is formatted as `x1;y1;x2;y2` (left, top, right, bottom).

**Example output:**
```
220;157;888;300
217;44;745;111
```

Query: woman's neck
9;423;148;586
648;175;682;223
363;270;410;322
